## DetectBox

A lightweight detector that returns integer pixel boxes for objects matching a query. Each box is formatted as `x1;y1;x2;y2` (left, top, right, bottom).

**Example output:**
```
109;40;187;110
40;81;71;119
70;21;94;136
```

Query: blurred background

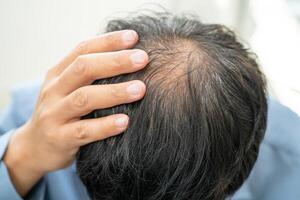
0;0;299;115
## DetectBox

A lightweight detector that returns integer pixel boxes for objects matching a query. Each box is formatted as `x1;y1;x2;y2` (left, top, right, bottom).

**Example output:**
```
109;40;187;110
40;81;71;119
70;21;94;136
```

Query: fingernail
122;30;137;45
115;116;129;128
127;82;143;96
130;51;147;66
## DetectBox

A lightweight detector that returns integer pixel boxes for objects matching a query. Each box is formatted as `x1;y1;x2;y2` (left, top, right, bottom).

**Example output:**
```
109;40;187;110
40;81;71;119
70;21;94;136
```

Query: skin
3;30;149;196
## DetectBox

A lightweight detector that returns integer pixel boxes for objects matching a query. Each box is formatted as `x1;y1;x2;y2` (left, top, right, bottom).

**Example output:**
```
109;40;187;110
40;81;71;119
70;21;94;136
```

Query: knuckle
72;88;89;108
110;85;124;99
75;124;88;140
74;40;89;55
111;52;124;68
37;109;54;125
39;85;52;102
54;76;64;89
103;33;116;46
45;131;59;147
39;111;50;122
73;56;90;77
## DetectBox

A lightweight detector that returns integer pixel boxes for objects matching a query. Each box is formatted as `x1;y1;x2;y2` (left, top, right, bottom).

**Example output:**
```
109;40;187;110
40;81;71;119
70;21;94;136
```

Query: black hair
76;11;267;200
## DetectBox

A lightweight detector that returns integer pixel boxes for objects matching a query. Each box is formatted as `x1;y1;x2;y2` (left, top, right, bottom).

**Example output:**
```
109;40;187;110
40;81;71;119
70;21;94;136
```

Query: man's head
77;12;267;200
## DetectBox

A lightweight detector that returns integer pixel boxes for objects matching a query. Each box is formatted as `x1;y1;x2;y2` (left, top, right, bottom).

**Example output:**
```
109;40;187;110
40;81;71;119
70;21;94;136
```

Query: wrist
3;123;45;196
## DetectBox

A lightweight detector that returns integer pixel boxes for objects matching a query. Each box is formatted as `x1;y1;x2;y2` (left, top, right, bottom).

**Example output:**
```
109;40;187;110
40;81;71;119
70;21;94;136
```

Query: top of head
77;11;267;200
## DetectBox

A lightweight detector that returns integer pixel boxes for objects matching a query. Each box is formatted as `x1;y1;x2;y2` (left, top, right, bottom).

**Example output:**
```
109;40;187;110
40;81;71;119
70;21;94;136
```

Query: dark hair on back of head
77;11;267;200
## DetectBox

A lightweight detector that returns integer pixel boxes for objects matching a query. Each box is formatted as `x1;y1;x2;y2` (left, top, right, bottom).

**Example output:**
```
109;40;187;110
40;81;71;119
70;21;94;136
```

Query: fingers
61;114;129;147
54;80;146;120
55;49;148;95
49;30;139;77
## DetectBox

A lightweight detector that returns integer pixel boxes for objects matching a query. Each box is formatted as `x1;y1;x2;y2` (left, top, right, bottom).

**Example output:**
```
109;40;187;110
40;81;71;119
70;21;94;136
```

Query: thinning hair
77;11;267;200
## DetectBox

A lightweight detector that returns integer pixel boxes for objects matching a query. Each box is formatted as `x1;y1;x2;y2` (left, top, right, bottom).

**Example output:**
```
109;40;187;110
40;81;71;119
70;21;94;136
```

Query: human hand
3;30;148;196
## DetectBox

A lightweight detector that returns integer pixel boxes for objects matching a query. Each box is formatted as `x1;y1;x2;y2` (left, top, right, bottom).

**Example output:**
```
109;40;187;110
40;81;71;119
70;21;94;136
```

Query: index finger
49;30;138;77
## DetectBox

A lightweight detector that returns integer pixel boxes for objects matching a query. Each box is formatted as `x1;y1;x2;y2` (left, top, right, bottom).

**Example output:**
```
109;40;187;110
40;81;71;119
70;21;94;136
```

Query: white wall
250;0;300;115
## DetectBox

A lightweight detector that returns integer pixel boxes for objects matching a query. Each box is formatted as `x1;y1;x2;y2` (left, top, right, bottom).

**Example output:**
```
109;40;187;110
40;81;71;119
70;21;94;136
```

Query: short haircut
76;11;267;200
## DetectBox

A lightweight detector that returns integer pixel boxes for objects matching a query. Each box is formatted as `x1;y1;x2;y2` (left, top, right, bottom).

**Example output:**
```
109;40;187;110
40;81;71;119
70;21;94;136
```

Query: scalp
77;11;267;200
